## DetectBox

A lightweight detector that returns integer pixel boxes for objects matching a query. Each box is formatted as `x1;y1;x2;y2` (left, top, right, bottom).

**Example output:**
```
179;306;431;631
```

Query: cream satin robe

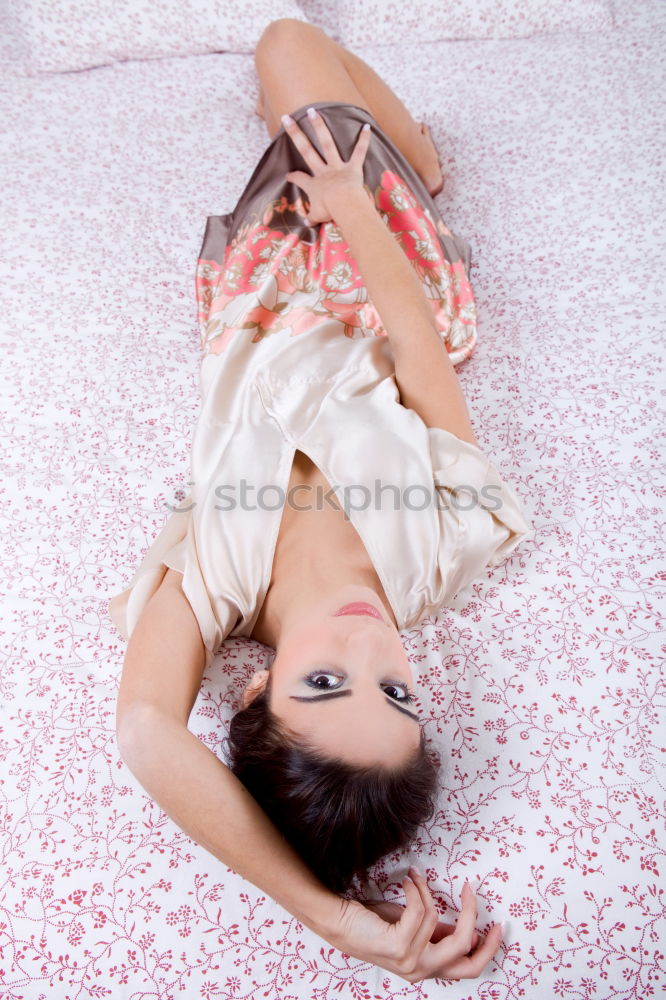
108;102;530;668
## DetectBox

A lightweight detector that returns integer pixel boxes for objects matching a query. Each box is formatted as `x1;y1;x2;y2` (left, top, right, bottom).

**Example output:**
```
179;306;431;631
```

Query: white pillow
331;0;614;47
7;0;311;75
295;0;342;41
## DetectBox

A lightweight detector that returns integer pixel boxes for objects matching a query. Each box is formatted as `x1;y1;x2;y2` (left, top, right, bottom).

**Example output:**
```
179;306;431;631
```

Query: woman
111;18;529;984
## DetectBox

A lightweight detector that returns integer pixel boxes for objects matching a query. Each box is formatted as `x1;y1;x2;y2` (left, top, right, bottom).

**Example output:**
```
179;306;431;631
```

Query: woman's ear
240;669;270;709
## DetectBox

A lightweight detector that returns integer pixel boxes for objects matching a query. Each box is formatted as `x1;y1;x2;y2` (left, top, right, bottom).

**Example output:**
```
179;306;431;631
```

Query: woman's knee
255;18;327;65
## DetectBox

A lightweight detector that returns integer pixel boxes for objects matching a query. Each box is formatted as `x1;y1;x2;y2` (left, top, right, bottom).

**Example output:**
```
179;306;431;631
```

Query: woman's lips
334;602;384;621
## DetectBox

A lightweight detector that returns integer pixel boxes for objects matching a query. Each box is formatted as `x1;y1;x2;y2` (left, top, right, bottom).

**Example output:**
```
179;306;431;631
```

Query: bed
0;0;663;997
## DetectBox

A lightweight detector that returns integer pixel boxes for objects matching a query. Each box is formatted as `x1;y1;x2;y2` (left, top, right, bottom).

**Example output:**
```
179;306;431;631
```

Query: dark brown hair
224;671;440;894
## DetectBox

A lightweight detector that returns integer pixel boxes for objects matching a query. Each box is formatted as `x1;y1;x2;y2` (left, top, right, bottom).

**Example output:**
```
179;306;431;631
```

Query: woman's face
242;590;421;768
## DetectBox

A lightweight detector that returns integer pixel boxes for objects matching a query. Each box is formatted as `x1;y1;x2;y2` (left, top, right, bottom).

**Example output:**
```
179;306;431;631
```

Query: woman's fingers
363;898;481;950
397;876;476;958
285;170;312;193
450;880;480;952
281;110;372;226
282;110;371;175
350;122;372;167
405;872;484;965
305;107;342;164
430;922;481;949
441;922;504;981
281;114;326;172
405;870;440;954
394;875;429;947
427;883;502;979
361;877;498;983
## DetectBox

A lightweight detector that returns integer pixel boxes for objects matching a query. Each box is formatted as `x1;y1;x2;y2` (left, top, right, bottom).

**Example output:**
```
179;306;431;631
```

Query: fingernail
409;864;424;878
464;878;479;895
303;217;310;226
500;920;510;937
281;114;293;127
306;106;317;118
362;122;370;131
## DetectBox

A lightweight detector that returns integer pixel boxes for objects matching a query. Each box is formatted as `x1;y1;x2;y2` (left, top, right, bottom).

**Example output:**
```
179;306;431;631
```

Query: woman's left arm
119;704;494;983
115;570;342;939
114;528;499;983
114;574;490;982
118;703;344;937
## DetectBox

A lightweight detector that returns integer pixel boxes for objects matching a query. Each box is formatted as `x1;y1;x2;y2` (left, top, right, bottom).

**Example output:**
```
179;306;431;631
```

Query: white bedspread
0;1;663;996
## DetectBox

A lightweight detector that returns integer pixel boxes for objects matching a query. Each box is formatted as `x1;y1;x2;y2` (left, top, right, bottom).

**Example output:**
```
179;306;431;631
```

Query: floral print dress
195;101;477;365
109;101;530;668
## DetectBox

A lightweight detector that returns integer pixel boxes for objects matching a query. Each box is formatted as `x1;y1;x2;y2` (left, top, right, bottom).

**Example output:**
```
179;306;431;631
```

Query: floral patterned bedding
0;0;663;996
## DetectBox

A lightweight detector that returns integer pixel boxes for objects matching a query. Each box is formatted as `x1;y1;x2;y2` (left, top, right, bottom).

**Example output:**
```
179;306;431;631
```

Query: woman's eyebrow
289;689;420;722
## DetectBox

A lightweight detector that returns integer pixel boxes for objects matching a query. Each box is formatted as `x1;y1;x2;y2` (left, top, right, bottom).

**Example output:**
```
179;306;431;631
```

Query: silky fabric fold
109;101;531;669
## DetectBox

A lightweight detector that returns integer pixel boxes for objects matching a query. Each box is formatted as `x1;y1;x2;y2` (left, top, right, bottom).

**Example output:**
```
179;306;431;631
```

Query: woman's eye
306;672;342;690
304;674;415;703
383;683;414;703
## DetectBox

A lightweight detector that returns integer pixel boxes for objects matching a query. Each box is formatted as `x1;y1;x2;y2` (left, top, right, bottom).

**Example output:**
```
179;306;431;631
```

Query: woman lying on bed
111;18;528;985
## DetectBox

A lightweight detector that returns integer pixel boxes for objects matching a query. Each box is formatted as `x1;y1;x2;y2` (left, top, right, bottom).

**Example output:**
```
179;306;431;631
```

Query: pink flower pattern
195;170;477;363
1;0;664;995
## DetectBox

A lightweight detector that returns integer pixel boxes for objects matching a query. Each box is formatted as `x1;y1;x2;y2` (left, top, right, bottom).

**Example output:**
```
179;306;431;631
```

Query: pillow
7;0;311;75
294;0;342;41
329;0;615;47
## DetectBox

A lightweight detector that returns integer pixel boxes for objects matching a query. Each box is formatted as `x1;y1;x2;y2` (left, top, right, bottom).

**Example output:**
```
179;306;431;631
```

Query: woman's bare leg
254;19;443;196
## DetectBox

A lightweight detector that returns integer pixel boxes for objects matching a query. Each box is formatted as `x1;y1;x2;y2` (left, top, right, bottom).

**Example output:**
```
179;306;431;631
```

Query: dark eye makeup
305;670;416;704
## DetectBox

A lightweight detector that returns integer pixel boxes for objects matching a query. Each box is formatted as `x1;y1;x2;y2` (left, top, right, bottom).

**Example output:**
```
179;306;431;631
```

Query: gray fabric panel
198;101;473;279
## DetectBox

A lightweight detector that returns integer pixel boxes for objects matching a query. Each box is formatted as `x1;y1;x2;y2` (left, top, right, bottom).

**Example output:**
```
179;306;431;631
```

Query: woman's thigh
254;19;372;126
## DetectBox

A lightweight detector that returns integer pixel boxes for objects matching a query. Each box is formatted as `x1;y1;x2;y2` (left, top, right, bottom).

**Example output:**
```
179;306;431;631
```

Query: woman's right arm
329;188;480;448
283;110;479;449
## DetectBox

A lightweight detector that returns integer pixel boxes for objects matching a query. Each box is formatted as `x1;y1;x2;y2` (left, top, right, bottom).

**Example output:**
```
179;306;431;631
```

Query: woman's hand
328;871;504;985
282;108;372;225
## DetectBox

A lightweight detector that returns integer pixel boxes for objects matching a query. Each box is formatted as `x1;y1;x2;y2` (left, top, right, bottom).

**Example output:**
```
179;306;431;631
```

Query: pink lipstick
334;602;384;621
